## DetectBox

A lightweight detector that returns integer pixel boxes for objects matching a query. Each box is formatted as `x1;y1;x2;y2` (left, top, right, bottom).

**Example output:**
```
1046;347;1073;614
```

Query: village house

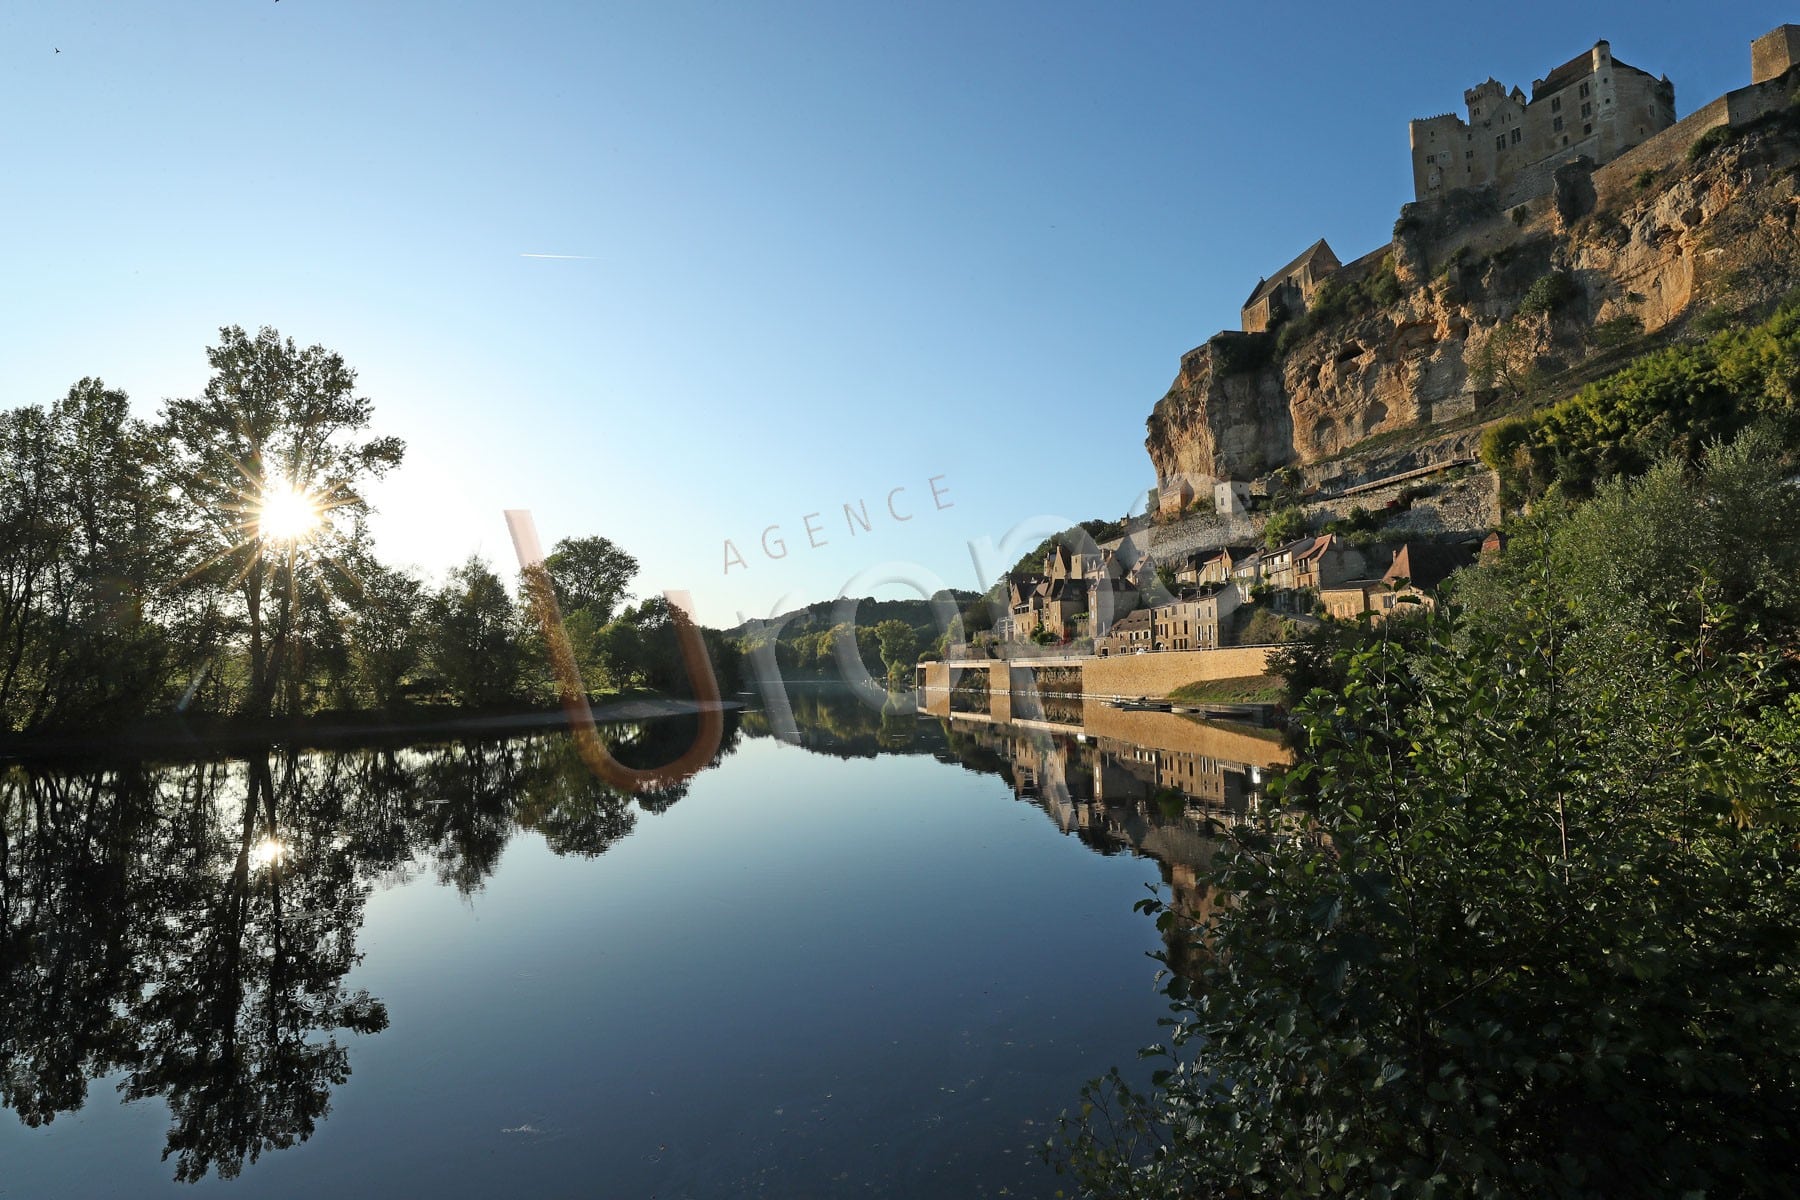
1230;547;1266;595
1096;608;1156;656
1374;542;1476;617
1292;534;1388;591
1318;541;1479;622
1152;584;1242;651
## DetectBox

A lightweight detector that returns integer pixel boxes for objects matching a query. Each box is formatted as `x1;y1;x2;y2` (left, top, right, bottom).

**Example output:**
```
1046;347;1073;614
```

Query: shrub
1051;596;1800;1197
1634;167;1657;189
1590;313;1644;350
1263;505;1308;549
1517;270;1579;317
1688;123;1737;163
1511;204;1529;224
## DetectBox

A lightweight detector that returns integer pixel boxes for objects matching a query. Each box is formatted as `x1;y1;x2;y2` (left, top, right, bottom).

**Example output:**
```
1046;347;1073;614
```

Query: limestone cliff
1146;105;1800;491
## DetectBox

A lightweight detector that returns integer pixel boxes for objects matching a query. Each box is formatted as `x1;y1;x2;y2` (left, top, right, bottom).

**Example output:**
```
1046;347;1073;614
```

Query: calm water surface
0;690;1278;1197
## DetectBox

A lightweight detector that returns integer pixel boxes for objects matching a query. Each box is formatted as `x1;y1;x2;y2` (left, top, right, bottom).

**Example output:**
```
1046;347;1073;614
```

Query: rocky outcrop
1145;112;1800;491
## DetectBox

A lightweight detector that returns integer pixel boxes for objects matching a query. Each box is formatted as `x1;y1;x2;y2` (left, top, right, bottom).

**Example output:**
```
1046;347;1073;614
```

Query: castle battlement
1409;38;1675;205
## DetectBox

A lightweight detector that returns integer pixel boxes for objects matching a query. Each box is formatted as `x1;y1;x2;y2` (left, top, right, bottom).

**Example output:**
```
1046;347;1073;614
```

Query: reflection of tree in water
0;711;740;1182
741;685;945;759
123;753;389;1181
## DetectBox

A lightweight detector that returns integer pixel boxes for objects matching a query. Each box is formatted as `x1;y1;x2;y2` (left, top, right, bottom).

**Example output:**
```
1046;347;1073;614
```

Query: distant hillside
723;591;981;678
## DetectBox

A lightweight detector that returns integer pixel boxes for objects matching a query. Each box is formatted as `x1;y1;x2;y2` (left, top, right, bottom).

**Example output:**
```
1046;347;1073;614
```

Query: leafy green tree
543;535;638;624
1467;318;1542;405
159;326;404;717
423;557;525;707
1053;593;1800;1197
0;381;179;731
873;619;919;682
1262;504;1308;549
346;564;426;708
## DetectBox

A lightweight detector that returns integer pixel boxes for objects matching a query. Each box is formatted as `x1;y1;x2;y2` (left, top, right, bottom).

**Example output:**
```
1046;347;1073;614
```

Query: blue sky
2;1;1789;626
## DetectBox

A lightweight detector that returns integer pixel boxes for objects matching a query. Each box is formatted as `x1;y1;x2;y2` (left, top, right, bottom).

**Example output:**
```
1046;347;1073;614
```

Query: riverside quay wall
920;646;1278;721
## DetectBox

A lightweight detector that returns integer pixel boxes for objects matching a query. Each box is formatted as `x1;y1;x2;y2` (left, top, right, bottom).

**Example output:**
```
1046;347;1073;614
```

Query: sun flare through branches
257;482;325;544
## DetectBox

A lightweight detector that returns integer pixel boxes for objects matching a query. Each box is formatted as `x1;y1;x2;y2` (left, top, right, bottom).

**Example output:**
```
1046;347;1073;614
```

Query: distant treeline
0;326;743;739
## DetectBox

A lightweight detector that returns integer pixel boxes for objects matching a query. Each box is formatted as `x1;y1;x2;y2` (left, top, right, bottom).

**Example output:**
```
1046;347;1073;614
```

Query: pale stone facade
1752;24;1800;85
1240;240;1342;334
1151;586;1241;651
1409;40;1675;205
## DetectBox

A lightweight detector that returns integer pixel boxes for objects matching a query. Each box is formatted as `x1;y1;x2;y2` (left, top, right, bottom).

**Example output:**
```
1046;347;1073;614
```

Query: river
0;687;1286;1198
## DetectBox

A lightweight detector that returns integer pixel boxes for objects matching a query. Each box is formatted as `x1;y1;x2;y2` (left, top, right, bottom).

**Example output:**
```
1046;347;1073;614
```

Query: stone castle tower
1409;40;1675;205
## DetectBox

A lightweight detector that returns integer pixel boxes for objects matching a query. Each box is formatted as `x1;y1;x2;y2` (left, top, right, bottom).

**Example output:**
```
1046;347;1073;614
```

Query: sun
257;482;325;544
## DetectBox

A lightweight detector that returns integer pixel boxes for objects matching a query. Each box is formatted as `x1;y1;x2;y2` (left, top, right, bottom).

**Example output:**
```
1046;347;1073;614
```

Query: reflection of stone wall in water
950;668;990;715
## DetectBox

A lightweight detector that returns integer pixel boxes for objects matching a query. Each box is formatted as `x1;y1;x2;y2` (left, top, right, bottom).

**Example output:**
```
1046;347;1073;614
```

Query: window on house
1553;115;1564;131
1580;81;1590;98
1495;135;1505;150
1552;97;1562;112
1582;101;1592;118
1512;128;1522;144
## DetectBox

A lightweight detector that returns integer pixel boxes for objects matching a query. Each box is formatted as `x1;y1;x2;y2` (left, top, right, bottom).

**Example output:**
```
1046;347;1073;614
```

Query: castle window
1511;127;1522;144
1580;81;1590;98
1496;134;1505;150
1466;149;1474;159
1582;101;1592;118
1552;97;1562;112
1584;123;1593;135
1553;115;1564;132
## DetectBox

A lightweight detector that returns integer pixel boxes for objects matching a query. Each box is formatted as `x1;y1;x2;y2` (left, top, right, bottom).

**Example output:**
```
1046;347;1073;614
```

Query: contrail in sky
520;252;594;260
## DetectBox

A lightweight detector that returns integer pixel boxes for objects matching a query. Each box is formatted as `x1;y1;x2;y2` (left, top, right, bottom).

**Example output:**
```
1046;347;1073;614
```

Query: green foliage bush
1517;270;1578;317
1053;588;1800;1197
1275;257;1402;358
1262;505;1308;549
1480;293;1800;501
1687;123;1738;162
1209;331;1275;376
1052;433;1800;1195
1588;313;1644;350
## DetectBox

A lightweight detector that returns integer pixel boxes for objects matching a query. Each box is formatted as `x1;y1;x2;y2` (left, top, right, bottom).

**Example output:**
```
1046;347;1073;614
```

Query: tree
873;619;918;681
0;381;177;731
1262;504;1307;549
1467;317;1543;405
159;327;404;717
543;535;638;624
422;557;524;707
345;564;426;708
1053;578;1800;1197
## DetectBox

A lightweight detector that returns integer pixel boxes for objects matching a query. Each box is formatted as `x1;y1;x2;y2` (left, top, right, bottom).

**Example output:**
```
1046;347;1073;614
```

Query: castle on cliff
1408;41;1676;207
1163;21;1800;515
1235;23;1800;338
